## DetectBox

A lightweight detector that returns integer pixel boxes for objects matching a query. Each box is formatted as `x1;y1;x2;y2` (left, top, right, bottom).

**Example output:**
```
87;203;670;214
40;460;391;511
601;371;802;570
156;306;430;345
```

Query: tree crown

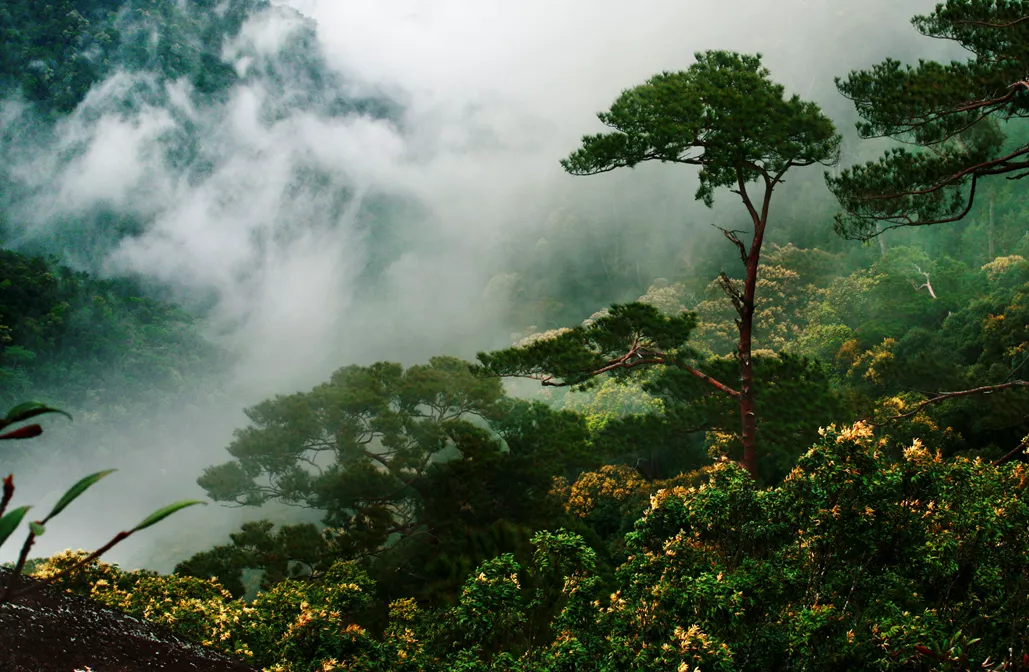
561;50;840;205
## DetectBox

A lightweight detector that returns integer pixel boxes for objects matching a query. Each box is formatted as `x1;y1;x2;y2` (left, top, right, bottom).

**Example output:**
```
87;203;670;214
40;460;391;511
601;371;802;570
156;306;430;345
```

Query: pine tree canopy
829;0;1029;239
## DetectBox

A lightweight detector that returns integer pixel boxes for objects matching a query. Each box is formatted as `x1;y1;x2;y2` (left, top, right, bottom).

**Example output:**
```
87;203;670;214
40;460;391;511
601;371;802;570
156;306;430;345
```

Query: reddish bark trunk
737;235;762;477
737;300;758;477
729;167;773;479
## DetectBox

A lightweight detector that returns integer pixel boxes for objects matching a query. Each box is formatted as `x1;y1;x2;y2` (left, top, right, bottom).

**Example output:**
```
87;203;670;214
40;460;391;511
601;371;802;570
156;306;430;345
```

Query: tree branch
843;173;981;239
714;225;748;265
717;272;745;316
528;342;742;400
993;437;1029;466
873;380;1029;424
949;15;1029;29
0;475;13;520
912;264;938;299
734;165;763;229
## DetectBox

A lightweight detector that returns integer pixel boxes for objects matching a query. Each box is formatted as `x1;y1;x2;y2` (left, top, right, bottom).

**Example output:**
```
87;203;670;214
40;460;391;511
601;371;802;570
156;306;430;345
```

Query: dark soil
0;568;257;672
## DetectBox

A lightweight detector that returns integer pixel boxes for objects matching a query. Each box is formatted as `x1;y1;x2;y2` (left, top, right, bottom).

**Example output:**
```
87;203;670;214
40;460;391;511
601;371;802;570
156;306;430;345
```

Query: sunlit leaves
583;428;1029;670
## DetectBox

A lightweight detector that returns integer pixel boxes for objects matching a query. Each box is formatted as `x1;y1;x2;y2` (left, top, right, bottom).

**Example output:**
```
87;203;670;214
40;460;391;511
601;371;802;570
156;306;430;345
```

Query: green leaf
28;521;44;537
0;506;31;547
44;470;117;522
131;500;206;532
0;402;72;430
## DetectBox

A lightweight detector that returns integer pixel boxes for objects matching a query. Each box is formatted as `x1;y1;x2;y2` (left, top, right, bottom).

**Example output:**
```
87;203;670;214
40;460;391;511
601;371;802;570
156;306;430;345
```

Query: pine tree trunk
725;172;772;478
737;302;758;477
737;215;764;478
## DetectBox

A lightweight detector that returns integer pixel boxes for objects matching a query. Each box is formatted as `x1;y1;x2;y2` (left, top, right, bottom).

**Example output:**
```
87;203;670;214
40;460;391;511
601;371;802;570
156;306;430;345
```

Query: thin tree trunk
988;192;995;260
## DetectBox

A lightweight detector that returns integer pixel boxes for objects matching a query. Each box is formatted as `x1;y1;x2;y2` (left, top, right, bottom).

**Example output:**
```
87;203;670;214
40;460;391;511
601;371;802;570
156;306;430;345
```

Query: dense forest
2;0;1029;670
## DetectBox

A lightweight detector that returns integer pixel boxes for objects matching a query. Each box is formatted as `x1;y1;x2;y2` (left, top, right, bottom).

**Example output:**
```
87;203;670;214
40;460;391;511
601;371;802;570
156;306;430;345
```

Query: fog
1;0;950;570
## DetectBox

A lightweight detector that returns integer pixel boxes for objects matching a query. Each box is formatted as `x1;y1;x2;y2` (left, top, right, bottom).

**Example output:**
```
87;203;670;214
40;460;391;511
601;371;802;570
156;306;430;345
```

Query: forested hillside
2;0;1029;670
0;249;216;412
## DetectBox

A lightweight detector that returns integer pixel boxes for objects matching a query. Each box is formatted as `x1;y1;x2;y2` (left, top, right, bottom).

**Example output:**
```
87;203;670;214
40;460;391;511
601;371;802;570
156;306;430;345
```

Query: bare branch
912;264;938;299
993;437;1029;466
717;272;746;316
873;380;1029;424
714;224;748;265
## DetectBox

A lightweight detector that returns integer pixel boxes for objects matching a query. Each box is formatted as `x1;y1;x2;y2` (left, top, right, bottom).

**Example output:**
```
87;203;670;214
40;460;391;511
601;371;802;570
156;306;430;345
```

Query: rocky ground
0;568;256;672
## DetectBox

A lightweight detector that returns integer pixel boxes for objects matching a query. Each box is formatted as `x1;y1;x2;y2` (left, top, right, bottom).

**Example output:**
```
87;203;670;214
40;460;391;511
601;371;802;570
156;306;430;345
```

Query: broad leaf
131;500;206;532
0;403;72;430
0;506;31;547
44;470;117;522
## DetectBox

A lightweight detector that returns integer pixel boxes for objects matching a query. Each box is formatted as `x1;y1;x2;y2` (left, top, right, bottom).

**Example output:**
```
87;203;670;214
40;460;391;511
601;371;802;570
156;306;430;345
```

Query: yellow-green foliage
31;549;137;593
32;553;377;672
559;465;649;520
247;561;376;671
562;423;1029;670
560;375;664;433
29;424;1029;672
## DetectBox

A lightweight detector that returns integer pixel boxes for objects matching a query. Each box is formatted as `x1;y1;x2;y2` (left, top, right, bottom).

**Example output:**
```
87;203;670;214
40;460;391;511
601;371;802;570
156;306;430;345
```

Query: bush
556;423;1029;670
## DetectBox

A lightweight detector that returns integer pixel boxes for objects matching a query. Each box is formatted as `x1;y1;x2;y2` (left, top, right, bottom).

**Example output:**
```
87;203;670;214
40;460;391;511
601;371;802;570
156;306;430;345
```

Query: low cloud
0;0;951;569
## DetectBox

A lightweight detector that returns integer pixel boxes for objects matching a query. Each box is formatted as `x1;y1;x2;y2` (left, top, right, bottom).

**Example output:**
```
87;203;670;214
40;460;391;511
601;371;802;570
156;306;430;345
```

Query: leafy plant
0;402;205;601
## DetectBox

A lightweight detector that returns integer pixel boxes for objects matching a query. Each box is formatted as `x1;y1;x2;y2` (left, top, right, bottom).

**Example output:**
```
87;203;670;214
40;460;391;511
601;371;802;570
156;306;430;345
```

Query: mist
1;0;949;570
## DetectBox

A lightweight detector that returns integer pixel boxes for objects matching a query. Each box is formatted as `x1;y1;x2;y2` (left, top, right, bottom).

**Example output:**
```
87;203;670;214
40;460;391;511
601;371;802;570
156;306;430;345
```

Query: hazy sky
3;0;952;569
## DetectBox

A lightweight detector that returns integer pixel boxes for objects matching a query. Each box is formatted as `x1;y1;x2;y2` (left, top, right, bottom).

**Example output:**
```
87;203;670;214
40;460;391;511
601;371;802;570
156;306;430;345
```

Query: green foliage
0;402;71;430
36;550;379;670
45;469;116;520
478;303;842;483
557;49;841;476
0;248;219;429
40;428;1029;671
563;50;840;206
0;0;264;115
0;506;31;547
194;357;598;609
784;245;1029;456
477;303;697;390
175;519;333;598
575;424;1029;670
828;1;1029;237
199;356;505;520
11;5;1029;669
